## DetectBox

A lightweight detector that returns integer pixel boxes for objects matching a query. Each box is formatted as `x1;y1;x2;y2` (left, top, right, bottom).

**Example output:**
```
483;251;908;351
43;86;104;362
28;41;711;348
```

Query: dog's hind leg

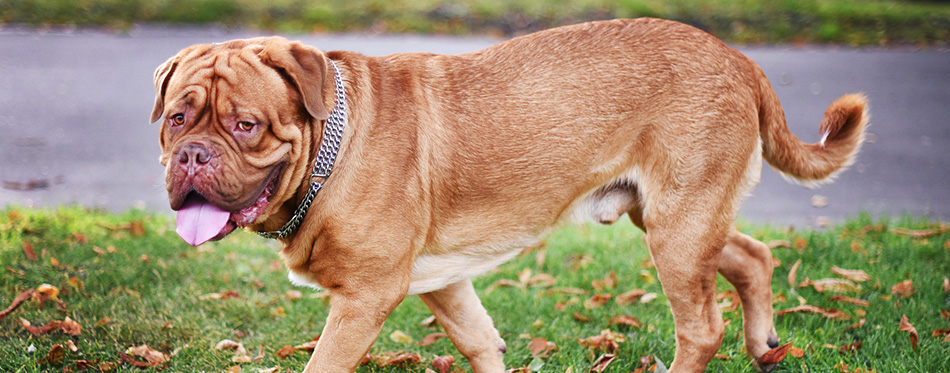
418;279;507;372
719;231;779;372
641;202;729;371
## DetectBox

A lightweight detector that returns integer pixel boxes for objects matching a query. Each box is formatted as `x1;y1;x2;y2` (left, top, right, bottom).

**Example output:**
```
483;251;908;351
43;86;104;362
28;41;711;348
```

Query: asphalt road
1;26;948;228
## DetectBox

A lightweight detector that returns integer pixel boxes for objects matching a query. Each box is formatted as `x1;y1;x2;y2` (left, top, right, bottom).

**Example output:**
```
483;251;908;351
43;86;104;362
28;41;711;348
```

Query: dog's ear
150;53;182;124
258;37;331;121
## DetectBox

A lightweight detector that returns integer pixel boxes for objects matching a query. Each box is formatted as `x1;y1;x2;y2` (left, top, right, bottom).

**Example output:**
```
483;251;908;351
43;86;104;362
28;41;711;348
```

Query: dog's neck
257;59;348;240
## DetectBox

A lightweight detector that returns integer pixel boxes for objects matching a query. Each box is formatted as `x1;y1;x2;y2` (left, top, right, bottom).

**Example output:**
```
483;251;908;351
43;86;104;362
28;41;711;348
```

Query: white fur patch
288;270;324;290
408;249;522;295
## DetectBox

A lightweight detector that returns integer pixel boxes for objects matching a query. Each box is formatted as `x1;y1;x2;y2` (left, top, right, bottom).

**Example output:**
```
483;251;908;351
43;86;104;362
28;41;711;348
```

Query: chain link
258;60;347;239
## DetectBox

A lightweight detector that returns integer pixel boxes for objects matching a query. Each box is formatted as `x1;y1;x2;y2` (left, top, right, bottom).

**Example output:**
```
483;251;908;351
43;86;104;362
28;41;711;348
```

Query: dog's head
150;37;334;245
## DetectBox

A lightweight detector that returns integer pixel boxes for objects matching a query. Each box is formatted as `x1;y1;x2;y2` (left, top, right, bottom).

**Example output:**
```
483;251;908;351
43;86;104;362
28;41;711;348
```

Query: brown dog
150;18;867;372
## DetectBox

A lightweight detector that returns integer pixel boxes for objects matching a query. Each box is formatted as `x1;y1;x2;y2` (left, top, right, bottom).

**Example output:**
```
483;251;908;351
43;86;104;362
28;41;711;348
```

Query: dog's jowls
151;18;867;372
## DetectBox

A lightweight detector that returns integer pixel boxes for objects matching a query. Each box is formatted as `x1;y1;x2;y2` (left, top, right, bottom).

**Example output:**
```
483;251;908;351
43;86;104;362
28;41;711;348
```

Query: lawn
1;206;948;372
2;0;949;46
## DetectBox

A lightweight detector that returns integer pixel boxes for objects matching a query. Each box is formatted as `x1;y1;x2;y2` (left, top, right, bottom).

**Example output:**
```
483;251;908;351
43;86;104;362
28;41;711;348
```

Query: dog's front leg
303;280;408;372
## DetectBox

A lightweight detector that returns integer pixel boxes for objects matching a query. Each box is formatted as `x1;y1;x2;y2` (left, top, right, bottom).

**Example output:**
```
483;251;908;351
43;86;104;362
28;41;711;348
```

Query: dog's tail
756;69;869;187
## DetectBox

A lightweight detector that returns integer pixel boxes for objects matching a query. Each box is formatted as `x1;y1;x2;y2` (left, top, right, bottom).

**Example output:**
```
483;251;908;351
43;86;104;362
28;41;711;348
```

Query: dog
150;18;867;372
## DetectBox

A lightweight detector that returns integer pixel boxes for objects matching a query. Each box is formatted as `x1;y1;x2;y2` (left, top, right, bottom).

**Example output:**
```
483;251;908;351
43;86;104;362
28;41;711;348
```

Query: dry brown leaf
390;330;414;344
934;329;950;338
36;284;60;305
830;295;870;307
839;341;862;354
847;318;866;330
898;314;919;350
891;280;915;298
276;345;296;359
124;344;170;367
572;312;591;322
615;289;647;305
810;278;861;293
419;332;448;346
584;293;612;309
528;337;557;357
590;353;616;372
943;277;949;293
892;226;949;238
788;259;801;287
759;342;792;364
58;316;81;336
294;340;319;352
0;289;35;321
432;355;455;373
831;266;871;282
789;346;805;358
39;344;65;365
285;290;303;301
942;309;950;321
526;273;557;288
22;241;38;261
609;314;642;328
372;352;423;367
639;292;658;304
717;290;740;312
199;290;240;300
592;271;618;291
19;317;82;336
578;329;625;353
776;305;850;320
65;339;78;352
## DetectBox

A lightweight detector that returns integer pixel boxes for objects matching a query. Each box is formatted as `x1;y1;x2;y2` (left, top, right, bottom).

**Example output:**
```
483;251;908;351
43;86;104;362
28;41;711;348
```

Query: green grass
1;0;948;46
1;206;949;372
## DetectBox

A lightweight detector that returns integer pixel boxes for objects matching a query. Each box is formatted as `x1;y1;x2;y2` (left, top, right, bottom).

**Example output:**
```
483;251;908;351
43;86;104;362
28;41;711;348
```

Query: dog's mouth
174;167;280;246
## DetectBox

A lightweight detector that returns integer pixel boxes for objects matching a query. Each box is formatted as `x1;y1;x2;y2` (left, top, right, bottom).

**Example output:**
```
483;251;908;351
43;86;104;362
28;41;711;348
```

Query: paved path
1;26;948;227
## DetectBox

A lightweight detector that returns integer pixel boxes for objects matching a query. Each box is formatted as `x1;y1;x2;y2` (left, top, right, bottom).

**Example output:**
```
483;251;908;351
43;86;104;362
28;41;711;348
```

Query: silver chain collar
257;60;347;239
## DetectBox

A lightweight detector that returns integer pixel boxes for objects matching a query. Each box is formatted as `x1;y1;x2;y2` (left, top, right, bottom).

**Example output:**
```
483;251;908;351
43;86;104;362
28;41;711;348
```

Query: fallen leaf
788;259;801;287
615;289;647;305
759;342;792;364
831;266;871;282
717;290;740;312
789;346;805;358
578;329;625;353
19;317;81;336
39;344;65;365
892;226;949;238
898;314;919;350
609;314;642;328
811;195;828;207
97;361;117;371
830;295;870;307
226;366;242;373
847;318;866;330
35;284;60;305
124;344;170;367
839;341;862;354
294;340;319;352
65;340;78;352
584;293;612;309
0;289;35;321
639;292;658;303
572;312;591;323
776;305;849;320
891;280;915;298
276;345;296;359
432;355;455;373
592;271;618;291
590;354;616;372
567;254;593;271
420;315;438;327
810;278;861;293
390;330;413;344
943;277;949;292
795;237;808;249
934;329;950;338
285;290;303;301
942;310;950;320
23;241;38;261
199;290;240;300
526;273;557;288
372;352;423;367
528;337;557;357
58;316;81;336
419;332;448;346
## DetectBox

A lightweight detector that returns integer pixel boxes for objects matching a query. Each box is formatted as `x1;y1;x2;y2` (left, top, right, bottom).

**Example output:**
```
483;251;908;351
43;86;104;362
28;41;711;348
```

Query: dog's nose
178;143;212;168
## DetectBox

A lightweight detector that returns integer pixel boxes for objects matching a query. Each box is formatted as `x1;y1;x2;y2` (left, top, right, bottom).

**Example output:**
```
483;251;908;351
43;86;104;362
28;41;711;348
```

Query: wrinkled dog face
150;37;330;245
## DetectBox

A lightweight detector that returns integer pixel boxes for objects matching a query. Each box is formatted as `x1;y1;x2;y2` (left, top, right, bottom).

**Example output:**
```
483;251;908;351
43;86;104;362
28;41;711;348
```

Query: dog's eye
237;121;255;132
171;114;185;126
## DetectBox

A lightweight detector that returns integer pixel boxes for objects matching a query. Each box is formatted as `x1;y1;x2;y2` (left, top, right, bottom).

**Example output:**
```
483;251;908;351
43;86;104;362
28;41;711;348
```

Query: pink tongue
176;195;231;246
